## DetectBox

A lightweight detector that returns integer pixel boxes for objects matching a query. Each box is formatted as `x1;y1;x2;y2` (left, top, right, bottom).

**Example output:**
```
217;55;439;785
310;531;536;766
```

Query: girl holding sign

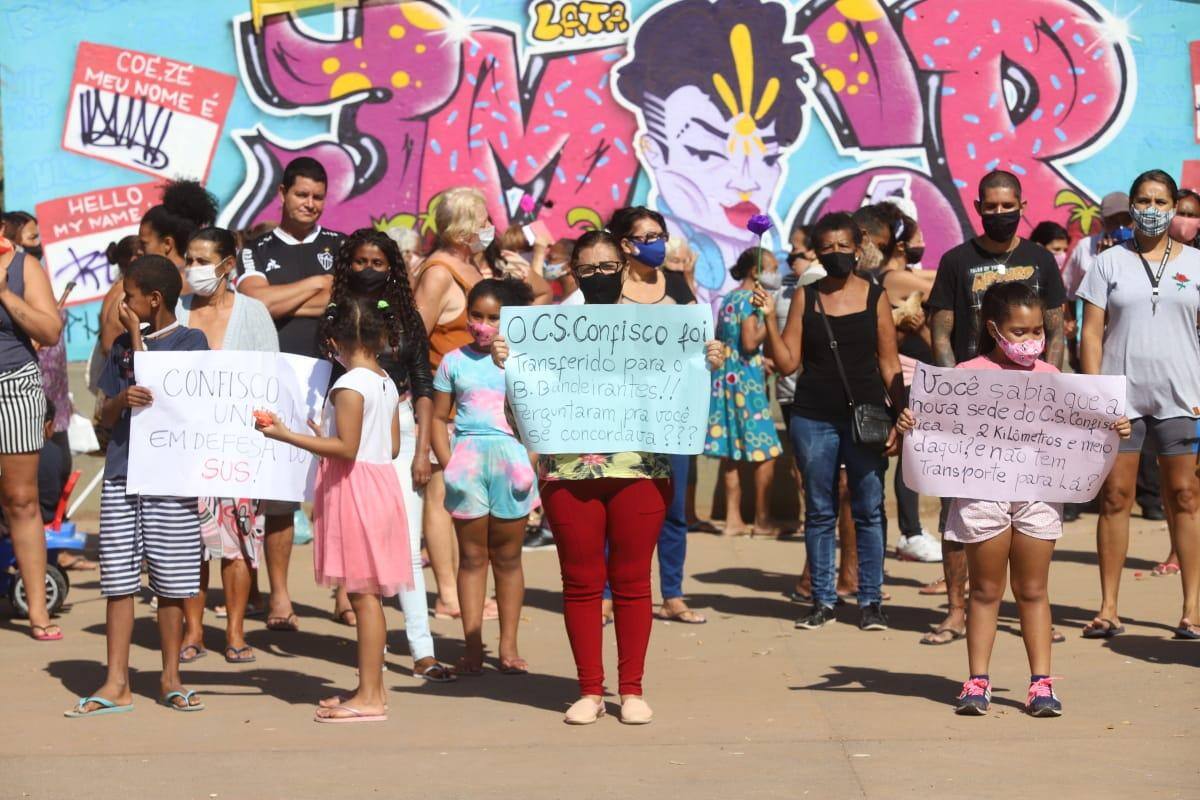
256;296;412;723
432;278;538;676
897;282;1131;717
492;230;723;725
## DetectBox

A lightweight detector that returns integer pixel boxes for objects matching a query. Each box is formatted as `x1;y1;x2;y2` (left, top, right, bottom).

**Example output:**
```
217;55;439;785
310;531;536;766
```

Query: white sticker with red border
62;42;236;180
36;182;161;306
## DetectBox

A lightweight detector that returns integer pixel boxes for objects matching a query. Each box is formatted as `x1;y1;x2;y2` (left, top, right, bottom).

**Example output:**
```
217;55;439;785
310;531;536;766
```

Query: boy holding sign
898;282;1130;718
66;256;209;718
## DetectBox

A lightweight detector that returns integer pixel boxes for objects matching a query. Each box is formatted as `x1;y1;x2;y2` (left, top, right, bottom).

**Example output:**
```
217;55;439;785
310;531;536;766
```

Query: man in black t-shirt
235;157;341;631
921;169;1066;645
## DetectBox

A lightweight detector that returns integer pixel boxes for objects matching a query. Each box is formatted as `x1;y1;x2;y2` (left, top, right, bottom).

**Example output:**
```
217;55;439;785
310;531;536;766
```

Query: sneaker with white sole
896;530;942;562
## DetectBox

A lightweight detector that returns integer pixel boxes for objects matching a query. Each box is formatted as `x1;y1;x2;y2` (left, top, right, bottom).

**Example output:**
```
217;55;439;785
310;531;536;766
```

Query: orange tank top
424;254;475;368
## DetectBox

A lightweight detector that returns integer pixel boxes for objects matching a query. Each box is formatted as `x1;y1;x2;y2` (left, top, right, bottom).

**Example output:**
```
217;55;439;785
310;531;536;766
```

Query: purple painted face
644;86;784;240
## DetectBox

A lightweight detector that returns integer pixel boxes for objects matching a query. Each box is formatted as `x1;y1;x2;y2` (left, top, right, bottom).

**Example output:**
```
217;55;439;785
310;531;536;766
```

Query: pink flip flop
313;706;387;724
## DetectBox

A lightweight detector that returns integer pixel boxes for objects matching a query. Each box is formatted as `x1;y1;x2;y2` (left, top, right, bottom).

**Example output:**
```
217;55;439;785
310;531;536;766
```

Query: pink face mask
1053;250;1067;270
1169;215;1200;244
989;322;1045;367
468;321;499;349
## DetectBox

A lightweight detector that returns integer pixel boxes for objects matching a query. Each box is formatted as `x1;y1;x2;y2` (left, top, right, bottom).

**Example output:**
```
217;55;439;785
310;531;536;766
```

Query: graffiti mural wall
3;0;1198;354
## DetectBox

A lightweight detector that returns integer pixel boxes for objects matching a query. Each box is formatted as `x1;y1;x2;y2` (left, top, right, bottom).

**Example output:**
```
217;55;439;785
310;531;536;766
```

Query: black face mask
348;268;389;296
980;210;1021;243
577;272;623;304
24;245;44;260
905;246;925;264
817;251;857;279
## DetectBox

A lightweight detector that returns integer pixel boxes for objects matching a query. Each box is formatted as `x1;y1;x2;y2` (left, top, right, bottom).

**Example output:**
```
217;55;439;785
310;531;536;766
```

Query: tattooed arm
1043;304;1065;368
930;309;956;367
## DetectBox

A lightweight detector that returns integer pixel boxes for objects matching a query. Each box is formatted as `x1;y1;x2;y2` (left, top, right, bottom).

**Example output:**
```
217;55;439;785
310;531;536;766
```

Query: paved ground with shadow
4;501;1195;799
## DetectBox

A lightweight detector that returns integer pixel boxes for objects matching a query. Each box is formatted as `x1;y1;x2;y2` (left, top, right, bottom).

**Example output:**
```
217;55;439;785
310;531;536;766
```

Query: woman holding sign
493;230;723;725
0;226;64;640
175;227;279;665
1078;169;1200;641
753;212;904;634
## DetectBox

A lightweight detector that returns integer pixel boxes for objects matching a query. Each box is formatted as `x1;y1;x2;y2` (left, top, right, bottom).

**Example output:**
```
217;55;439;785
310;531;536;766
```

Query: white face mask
758;270;782;290
470;224;495;254
186;261;228;297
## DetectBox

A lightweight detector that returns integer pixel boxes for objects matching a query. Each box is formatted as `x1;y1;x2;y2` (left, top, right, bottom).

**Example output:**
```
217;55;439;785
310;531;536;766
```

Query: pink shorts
944;499;1063;544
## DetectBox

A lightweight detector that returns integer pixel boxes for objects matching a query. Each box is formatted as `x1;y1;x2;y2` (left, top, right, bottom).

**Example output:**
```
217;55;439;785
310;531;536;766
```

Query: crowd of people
1;157;1197;725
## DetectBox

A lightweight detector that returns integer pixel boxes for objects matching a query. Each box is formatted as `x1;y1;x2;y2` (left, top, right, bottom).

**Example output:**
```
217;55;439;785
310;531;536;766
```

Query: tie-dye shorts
443;434;540;521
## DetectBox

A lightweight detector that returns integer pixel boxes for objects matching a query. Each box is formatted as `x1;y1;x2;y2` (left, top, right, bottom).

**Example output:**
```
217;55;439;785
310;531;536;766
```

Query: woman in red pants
494;226;721;725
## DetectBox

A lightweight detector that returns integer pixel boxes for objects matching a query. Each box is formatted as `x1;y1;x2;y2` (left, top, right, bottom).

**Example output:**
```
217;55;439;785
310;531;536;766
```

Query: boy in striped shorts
66;256;210;718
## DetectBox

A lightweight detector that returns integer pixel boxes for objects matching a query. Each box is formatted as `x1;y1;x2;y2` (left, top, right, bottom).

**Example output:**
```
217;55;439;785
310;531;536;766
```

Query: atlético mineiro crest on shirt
264;258;282;273
318;248;334;271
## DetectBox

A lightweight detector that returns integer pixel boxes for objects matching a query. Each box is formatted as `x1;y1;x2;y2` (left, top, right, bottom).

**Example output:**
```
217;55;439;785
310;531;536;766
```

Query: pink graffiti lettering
903;0;1128;239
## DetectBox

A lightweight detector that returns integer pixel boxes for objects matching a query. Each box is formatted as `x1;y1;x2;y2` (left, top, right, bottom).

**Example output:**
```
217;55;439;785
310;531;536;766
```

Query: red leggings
541;477;670;696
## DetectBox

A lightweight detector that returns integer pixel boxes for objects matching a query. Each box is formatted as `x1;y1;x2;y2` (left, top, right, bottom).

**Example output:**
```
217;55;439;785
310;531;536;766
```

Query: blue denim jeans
657;453;690;599
790;414;886;608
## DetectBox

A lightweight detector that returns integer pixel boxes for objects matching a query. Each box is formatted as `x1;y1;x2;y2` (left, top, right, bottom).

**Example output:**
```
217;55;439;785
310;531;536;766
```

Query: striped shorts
99;478;202;599
0;361;46;454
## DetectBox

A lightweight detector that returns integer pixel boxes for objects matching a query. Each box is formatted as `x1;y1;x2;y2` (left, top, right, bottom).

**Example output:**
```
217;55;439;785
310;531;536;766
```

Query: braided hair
324;295;391;357
320;227;427;359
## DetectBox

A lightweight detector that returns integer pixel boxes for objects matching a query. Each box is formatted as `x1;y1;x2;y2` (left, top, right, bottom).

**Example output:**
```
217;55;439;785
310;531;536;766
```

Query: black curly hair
321;228;427;359
323;295;392;357
142;180;218;252
468;277;534;308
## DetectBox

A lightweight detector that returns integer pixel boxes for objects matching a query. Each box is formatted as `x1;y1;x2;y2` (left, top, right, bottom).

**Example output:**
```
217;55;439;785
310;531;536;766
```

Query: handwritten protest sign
500;305;711;454
62;43;236;180
36;182;161;307
902;363;1127;503
128;351;332;502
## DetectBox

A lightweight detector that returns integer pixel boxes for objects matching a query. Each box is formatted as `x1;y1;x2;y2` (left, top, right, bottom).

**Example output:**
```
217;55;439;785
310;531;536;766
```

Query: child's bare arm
431;391;454;468
390;406;401;461
256;389;364;460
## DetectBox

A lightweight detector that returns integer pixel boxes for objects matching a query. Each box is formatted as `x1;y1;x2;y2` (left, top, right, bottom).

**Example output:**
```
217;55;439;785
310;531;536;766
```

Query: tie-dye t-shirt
433;345;513;436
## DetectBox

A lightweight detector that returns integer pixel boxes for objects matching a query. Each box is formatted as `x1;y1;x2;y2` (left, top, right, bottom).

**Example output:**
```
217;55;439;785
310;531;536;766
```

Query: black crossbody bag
814;292;892;448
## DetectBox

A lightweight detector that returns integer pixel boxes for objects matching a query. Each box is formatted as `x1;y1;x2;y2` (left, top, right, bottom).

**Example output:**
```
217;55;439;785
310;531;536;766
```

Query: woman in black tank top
752;213;904;630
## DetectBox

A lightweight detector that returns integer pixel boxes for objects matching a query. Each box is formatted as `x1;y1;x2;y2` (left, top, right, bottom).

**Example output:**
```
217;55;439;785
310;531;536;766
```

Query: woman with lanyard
1077;169;1200;641
493;229;722;724
331;228;455;681
0;231;64;640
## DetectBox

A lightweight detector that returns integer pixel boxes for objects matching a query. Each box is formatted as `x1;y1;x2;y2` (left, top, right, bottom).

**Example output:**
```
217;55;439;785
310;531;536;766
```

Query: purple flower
747;214;773;236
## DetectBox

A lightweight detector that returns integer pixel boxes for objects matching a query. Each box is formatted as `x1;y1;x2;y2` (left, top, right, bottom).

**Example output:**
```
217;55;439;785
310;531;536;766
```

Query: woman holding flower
704;246;782;536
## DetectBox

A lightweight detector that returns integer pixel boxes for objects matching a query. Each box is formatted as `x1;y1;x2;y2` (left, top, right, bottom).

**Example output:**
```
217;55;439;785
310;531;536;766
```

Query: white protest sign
902;363;1127;502
500;304;712;454
128;351;332;502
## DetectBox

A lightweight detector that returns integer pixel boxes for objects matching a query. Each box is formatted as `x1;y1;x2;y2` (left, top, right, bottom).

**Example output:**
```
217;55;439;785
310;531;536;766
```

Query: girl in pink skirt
257;296;412;723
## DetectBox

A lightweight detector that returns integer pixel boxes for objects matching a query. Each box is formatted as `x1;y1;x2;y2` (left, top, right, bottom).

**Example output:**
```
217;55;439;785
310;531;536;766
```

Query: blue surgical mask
631;238;667;268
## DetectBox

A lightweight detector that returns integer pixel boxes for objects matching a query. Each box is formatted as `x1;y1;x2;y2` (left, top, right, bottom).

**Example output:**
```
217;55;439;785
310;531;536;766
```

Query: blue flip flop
64;696;134;718
158;690;205;712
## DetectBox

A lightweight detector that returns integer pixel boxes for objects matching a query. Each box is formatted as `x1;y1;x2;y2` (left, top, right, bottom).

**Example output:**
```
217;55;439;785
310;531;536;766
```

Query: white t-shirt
324;367;399;464
560;289;585;306
1077;242;1200;419
1062;234;1102;300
